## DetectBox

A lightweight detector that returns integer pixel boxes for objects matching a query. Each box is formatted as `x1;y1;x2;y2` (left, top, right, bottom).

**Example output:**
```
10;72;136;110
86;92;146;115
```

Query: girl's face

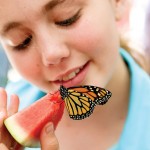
0;0;124;92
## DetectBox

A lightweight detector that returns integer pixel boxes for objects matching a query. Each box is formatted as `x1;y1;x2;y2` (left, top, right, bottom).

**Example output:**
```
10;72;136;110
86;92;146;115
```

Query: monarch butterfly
60;85;112;120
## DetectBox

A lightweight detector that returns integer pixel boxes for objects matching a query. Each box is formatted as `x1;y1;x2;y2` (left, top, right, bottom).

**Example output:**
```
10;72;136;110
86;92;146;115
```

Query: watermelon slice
4;92;64;148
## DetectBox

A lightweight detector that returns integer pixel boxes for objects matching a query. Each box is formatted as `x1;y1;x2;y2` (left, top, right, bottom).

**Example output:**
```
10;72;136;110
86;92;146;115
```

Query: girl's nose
37;26;70;66
41;42;70;66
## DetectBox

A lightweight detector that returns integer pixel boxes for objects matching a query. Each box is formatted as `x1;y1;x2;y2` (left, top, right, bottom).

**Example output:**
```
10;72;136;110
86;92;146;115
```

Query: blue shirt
6;49;150;150
110;49;150;150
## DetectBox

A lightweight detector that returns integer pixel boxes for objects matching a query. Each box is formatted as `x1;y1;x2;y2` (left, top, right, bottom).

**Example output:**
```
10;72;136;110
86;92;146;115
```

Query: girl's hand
0;122;59;150
0;88;22;149
0;88;59;150
40;122;59;150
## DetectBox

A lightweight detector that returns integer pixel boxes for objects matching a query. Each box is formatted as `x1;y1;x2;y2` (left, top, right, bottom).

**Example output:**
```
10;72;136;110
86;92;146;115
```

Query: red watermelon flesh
4;92;64;148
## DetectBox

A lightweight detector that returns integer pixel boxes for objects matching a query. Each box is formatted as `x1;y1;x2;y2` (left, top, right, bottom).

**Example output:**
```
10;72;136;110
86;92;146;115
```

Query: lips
53;61;90;87
57;66;84;82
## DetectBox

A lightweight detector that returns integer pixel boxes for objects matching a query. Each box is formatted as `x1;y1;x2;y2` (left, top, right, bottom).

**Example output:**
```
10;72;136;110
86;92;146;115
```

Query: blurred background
0;45;11;87
0;0;149;87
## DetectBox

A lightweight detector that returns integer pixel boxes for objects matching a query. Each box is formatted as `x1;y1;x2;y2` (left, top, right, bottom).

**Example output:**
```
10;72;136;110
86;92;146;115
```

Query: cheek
16;61;40;78
67;17;120;74
68;20;117;62
70;23;102;54
5;50;42;81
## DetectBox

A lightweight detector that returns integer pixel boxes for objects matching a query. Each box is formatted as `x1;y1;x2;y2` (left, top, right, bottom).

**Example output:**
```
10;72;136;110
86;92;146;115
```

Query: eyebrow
44;0;66;12
1;0;68;35
1;22;21;35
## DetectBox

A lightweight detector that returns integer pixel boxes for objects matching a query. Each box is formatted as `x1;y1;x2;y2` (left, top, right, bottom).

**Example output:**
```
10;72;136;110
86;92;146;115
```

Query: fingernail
45;122;54;134
10;94;16;100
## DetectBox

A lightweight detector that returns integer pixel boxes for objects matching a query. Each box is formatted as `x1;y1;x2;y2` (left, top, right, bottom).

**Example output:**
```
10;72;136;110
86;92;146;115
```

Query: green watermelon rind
4;116;40;147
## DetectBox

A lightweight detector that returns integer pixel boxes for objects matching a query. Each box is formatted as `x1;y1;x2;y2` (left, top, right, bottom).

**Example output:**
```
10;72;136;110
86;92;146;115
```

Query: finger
0;111;6;129
0;143;9;150
8;94;19;116
40;122;59;150
0;88;7;128
0;88;7;110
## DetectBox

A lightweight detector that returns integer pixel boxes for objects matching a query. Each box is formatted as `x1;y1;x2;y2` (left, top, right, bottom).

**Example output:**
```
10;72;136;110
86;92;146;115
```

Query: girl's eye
55;9;81;27
13;35;32;51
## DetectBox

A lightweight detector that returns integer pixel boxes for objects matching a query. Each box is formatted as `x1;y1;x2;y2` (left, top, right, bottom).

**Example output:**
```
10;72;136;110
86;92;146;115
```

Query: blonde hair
120;35;149;74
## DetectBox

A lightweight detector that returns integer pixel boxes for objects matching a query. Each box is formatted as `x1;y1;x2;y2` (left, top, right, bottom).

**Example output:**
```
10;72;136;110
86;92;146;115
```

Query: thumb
0;143;9;150
40;122;59;150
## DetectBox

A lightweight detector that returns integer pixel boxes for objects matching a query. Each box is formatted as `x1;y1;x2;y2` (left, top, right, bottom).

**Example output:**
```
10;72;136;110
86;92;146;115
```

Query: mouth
53;61;90;87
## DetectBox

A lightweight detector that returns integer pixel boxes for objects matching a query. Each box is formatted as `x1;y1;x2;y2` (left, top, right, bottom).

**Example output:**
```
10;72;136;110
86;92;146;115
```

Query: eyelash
13;10;81;51
13;35;32;51
55;9;81;27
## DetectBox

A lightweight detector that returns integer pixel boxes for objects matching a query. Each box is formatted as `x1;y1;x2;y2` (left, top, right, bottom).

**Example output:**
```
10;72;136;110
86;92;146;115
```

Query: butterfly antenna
59;77;64;89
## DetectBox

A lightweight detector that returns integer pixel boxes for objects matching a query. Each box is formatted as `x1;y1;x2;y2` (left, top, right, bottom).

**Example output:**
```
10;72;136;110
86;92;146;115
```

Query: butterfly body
60;85;112;120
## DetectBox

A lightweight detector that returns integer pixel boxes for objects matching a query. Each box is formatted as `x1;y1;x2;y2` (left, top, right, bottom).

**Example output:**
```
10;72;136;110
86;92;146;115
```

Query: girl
0;0;150;149
144;0;150;73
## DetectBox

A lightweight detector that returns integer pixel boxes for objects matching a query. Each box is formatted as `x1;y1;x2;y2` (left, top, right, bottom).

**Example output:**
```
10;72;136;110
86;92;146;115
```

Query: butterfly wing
60;85;111;120
62;87;96;120
69;85;112;105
